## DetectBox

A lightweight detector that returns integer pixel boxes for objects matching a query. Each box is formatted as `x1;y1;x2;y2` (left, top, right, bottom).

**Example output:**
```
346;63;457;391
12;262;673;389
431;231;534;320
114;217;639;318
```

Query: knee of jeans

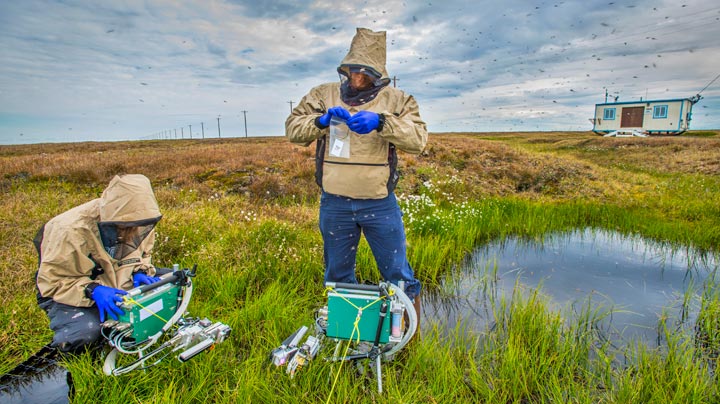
53;326;102;353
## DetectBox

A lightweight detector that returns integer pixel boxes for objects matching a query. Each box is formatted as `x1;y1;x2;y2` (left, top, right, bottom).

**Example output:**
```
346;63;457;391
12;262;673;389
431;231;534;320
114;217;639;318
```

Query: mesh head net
99;217;160;260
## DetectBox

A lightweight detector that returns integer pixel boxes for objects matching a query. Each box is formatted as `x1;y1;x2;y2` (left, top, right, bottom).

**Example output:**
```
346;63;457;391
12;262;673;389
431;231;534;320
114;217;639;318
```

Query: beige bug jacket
285;28;428;199
36;174;162;307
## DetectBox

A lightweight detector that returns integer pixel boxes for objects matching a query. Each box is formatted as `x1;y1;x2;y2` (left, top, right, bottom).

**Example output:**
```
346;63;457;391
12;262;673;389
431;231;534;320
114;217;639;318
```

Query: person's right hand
91;285;127;322
318;106;351;127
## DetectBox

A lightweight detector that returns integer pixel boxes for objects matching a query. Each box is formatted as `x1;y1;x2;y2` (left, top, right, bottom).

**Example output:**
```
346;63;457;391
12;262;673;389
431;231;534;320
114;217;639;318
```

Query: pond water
423;228;719;347
0;364;71;404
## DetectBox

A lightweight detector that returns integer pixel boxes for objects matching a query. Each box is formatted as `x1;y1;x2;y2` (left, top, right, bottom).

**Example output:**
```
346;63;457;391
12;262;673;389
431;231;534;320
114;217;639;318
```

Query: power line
697;72;720;95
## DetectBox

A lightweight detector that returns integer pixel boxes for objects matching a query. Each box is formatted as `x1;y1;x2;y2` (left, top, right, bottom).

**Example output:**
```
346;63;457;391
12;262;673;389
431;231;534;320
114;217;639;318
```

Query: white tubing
102;348;119;376
106;341;174;376
383;282;417;359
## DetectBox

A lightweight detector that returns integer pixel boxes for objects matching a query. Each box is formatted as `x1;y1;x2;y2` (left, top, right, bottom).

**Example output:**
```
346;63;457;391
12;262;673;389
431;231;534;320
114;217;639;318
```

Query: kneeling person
35;174;165;353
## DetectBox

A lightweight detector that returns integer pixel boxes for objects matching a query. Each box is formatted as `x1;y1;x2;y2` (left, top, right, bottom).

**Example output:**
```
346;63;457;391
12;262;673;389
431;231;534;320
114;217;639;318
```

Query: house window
653;105;668;119
603;108;616;120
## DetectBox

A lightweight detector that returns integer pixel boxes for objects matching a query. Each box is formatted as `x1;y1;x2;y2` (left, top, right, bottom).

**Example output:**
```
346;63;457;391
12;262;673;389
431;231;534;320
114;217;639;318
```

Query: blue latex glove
91;285;128;322
318;106;352;127
133;271;161;287
346;111;379;134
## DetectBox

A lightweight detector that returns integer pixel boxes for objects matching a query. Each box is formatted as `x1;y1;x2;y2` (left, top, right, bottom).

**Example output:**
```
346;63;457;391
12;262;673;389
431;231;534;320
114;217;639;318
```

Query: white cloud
0;0;719;144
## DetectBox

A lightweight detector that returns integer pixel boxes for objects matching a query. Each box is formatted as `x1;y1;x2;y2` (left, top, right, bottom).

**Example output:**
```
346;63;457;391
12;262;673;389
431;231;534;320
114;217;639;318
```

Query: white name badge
330;139;345;157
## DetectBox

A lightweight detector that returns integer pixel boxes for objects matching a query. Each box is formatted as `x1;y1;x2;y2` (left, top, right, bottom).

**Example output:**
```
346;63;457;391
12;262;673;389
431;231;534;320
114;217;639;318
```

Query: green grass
685;131;719;138
39;192;718;404
2;133;720;403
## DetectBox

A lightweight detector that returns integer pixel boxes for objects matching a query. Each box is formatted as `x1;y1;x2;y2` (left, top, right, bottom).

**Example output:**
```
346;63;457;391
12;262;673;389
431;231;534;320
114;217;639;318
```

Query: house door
621;106;644;128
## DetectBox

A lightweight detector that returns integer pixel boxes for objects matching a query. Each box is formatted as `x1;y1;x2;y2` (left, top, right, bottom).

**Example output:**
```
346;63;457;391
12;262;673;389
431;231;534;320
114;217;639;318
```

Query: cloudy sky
1;0;719;145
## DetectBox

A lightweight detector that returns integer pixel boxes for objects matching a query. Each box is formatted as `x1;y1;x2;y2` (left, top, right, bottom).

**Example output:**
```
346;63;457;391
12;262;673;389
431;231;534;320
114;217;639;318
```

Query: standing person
34;174;164;353
285;28;427;326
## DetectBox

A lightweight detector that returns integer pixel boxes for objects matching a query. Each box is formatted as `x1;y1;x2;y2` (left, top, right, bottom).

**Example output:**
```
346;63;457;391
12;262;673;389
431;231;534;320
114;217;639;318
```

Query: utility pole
288;101;294;113
392;75;399;88
241;110;248;138
201;122;205;139
217;115;221;138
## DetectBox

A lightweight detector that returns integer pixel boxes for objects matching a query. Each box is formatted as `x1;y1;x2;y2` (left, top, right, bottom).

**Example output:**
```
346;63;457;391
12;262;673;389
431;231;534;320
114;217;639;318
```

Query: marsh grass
695;279;720;368
1;132;720;402
475;288;599;402
614;329;718;403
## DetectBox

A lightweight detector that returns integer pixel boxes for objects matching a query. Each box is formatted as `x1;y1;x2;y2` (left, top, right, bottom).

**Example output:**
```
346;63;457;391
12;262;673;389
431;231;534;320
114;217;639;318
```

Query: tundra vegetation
1;131;719;403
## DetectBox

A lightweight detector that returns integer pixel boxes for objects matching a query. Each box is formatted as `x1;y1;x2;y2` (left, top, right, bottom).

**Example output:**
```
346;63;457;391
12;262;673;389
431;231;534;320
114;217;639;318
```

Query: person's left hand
346;111;379;134
133;271;161;287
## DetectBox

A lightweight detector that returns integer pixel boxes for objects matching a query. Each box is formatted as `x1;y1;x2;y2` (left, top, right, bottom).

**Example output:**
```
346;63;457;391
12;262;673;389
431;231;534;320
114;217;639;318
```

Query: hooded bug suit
286;28;427;304
35;174;163;352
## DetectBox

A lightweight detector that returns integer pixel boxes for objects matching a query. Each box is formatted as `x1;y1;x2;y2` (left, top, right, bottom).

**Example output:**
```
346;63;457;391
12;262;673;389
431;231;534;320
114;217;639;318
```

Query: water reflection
424;228;719;347
0;345;72;404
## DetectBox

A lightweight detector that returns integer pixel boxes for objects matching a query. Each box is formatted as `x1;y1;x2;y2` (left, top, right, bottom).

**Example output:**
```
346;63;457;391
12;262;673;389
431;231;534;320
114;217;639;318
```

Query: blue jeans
39;300;103;353
319;191;421;299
